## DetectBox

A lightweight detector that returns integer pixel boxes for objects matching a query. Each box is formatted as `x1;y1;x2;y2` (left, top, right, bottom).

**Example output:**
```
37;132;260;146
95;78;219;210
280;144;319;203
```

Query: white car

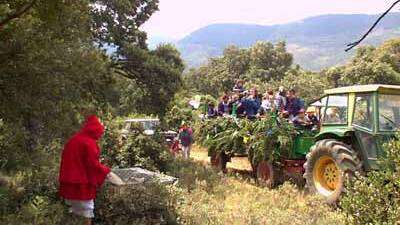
122;118;160;136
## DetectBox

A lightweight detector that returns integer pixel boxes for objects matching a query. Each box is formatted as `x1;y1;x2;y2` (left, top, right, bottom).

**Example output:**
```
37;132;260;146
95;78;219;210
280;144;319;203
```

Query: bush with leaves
195;117;246;158
166;158;221;192
247;115;296;166
1;158;181;225
0;120;27;171
102;118;173;172
95;184;180;225
163;92;195;131
340;133;400;224
207;118;248;157
195;116;297;166
0;152;80;225
164;92;217;131
0;116;181;225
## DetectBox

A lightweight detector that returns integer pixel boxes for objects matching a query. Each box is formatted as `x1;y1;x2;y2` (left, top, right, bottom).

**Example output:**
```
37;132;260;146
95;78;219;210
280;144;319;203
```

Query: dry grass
177;146;347;225
177;176;346;225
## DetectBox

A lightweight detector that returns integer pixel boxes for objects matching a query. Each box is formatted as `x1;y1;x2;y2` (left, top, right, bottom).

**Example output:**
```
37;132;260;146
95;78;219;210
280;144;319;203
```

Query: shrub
246;116;296;165
102;118;173;172
1;154;180;225
0;120;30;171
163;92;217;131
340;134;400;224
95;184;180;225
166;158;220;192
1;116;179;225
194;116;298;166
164;105;194;130
0;166;82;225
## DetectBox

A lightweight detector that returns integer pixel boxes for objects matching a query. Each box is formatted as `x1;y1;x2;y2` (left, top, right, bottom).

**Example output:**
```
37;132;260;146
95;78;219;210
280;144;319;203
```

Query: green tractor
211;84;400;203
301;84;400;203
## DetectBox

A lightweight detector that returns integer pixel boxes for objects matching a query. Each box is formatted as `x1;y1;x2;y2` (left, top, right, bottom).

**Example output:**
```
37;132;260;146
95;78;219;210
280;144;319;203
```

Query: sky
142;0;396;40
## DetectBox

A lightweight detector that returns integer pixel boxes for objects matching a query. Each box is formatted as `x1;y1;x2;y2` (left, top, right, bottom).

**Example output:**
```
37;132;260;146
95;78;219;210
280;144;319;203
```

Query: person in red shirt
59;115;111;225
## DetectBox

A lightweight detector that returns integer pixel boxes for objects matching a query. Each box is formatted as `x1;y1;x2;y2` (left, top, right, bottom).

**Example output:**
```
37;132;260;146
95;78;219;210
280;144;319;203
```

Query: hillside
177;13;400;71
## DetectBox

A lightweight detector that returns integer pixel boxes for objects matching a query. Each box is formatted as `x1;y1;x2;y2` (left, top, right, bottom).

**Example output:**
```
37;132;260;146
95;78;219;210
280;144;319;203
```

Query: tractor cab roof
324;84;400;95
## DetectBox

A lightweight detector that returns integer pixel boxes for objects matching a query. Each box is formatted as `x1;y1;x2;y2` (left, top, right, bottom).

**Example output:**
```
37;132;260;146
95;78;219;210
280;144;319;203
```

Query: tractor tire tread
303;139;361;204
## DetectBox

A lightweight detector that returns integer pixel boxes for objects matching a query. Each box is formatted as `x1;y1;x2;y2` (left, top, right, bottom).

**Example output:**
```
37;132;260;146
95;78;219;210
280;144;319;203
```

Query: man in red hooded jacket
59;115;111;225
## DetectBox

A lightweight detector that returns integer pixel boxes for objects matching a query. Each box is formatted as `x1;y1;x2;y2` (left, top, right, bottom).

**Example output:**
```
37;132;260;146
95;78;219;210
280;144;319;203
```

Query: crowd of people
172;80;323;160
206;80;320;129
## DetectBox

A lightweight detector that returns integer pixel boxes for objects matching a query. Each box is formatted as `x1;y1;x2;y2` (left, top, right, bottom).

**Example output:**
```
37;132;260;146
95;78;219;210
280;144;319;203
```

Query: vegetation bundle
195;115;297;166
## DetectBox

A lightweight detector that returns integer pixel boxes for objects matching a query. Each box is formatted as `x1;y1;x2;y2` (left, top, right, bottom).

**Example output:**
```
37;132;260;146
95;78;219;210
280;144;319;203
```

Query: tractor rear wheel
303;139;360;203
211;152;228;173
256;161;281;188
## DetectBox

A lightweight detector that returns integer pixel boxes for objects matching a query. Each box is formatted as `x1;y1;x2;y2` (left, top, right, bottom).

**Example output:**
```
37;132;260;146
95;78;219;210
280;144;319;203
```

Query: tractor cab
304;84;400;203
317;85;400;170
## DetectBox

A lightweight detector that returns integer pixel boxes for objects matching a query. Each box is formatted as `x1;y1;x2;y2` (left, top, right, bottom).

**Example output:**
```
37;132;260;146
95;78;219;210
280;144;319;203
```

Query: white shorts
65;199;94;218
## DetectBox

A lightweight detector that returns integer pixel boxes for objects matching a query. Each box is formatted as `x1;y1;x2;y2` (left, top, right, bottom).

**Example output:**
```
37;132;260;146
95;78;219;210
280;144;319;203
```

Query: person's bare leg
187;145;191;159
182;146;186;159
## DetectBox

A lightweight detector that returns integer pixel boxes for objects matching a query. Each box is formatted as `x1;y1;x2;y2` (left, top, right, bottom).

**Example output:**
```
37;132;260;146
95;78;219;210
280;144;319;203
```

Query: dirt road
190;145;253;172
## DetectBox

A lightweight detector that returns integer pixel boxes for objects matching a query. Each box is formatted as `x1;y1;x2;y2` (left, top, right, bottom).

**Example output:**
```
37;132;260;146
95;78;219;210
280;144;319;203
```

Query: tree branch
0;0;37;28
345;0;400;52
112;65;139;80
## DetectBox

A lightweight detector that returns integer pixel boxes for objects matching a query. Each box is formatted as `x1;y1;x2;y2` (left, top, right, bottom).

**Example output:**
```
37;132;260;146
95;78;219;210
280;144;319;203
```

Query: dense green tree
0;0;180;162
185;41;294;96
184;58;232;97
0;1;185;224
90;0;159;50
340;43;400;85
0;0;36;27
119;44;184;116
247;41;292;81
375;39;400;74
273;68;331;103
223;45;250;77
321;66;344;88
0;1;116;154
89;1;183;117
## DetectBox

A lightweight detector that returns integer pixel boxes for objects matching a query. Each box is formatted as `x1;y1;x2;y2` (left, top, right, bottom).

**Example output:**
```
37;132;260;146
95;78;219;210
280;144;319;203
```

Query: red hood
80;115;104;140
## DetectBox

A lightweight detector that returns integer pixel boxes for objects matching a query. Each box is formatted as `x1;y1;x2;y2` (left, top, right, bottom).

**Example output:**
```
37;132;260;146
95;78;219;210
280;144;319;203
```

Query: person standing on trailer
218;95;230;116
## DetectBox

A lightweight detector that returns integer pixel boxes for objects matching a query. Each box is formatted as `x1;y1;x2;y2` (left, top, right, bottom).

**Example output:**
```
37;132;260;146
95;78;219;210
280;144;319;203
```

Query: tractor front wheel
303;139;360;204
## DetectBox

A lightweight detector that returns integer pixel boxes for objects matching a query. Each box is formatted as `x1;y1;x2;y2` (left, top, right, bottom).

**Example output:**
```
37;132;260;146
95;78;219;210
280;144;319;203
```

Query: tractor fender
314;130;354;142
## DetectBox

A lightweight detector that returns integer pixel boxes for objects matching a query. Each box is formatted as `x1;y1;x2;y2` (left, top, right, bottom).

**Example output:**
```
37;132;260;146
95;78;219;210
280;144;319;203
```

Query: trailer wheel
256;161;280;188
304;139;360;204
211;152;228;173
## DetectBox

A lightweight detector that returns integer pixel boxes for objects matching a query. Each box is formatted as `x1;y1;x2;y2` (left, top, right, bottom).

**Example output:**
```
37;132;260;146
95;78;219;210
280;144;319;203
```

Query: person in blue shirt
283;89;304;119
240;88;261;119
207;102;217;118
217;95;230;116
250;88;262;106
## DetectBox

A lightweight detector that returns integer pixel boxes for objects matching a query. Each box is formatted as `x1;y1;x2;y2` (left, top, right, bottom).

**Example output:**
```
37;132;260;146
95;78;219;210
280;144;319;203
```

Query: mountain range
166;13;400;71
